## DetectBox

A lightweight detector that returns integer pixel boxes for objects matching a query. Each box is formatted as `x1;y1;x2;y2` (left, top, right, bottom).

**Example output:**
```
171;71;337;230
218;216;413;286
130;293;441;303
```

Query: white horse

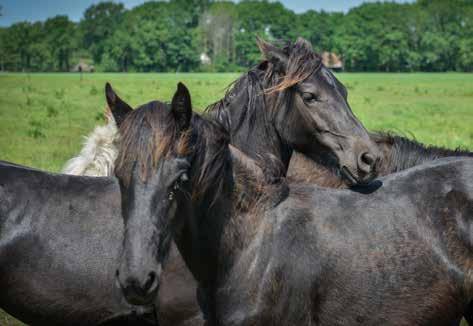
62;108;119;176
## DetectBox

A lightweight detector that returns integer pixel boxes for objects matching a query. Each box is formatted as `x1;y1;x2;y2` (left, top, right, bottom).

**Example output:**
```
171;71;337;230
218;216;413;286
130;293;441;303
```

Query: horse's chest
216;253;316;325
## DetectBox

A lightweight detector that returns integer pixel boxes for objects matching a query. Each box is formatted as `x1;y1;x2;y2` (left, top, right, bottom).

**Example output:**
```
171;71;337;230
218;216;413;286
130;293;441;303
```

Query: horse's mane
187;113;288;210
206;38;322;118
114;101;190;187
114;100;235;206
204;38;322;168
62;109;119;177
372;132;473;174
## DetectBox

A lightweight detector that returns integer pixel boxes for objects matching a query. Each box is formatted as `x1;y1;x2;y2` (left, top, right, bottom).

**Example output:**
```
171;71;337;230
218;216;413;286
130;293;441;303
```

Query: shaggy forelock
265;37;322;93
114;101;191;187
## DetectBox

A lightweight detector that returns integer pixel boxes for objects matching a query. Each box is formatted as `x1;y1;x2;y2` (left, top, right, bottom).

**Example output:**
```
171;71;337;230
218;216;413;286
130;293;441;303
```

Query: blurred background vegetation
1;0;473;73
0;72;472;174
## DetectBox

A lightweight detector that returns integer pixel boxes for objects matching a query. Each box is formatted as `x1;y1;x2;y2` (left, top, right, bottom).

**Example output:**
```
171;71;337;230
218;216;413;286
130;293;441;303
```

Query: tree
4;22;35;71
234;0;296;67
44;16;77;71
1;0;473;72
200;2;237;66
102;1;200;72
81;2;125;63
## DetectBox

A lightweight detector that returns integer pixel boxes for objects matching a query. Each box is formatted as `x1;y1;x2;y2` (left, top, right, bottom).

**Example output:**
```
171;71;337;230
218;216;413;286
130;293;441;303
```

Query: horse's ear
105;82;132;127
256;36;288;72
171;82;192;132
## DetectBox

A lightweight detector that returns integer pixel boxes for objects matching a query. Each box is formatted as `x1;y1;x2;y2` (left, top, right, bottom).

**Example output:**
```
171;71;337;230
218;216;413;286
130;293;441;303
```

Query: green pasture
1;72;472;173
0;72;473;325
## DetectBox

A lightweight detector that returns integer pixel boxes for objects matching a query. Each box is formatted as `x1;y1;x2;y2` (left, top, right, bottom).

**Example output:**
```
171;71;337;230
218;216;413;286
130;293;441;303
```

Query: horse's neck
179;146;283;291
287;151;347;188
210;73;292;171
377;134;473;175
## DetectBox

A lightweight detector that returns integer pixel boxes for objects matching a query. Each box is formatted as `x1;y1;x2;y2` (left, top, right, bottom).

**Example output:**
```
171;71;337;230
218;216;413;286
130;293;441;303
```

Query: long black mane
374;132;473;174
205;38;322;171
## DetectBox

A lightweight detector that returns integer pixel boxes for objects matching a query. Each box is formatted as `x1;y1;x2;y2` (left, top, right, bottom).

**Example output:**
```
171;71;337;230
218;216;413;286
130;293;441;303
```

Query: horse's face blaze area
288;67;381;185
111;82;194;306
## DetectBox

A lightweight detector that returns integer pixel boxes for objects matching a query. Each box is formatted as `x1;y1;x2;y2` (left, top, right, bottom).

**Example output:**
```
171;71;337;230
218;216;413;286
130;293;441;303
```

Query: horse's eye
301;92;318;103
180;173;189;183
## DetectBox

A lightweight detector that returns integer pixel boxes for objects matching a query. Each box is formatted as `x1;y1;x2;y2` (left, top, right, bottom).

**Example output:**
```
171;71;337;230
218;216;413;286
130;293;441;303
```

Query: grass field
0;72;472;325
1;72;473;173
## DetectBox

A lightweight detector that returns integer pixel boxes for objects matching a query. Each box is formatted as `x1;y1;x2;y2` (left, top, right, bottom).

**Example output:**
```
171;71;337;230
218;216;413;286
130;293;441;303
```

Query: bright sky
0;0;414;27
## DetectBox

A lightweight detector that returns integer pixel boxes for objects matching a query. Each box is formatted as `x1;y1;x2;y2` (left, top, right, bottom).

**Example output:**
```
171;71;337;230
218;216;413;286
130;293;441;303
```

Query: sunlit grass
1;72;472;173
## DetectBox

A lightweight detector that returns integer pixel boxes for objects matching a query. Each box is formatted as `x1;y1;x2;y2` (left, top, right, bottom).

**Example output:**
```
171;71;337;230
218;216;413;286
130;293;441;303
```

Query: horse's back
0;161;133;325
0;161;204;326
262;157;473;325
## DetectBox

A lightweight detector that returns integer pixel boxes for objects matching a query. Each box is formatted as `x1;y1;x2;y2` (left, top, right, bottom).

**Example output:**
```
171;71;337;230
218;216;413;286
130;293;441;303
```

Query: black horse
288;133;473;187
0;162;161;325
207;37;380;185
116;83;473;326
0;101;203;324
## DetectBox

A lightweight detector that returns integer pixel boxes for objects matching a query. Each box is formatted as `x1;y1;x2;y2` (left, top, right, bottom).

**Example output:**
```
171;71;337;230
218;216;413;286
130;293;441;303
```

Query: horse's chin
97;305;156;325
340;166;375;187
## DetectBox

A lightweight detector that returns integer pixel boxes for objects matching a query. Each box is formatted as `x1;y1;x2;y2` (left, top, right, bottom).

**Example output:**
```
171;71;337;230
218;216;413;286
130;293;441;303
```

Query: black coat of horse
207;37;380;185
115;85;473;326
0;162;156;325
0;159;206;325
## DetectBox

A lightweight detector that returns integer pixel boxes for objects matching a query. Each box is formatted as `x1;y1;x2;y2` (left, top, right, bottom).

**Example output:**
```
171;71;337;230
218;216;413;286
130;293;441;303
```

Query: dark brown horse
115;84;473;326
206;37;381;185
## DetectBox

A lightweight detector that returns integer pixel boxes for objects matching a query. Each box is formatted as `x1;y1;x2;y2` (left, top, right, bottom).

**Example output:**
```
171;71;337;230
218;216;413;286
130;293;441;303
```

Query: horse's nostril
361;152;375;167
144;271;157;293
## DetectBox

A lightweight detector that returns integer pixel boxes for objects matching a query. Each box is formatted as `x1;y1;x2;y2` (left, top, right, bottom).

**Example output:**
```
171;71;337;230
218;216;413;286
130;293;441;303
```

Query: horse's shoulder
0;161;119;201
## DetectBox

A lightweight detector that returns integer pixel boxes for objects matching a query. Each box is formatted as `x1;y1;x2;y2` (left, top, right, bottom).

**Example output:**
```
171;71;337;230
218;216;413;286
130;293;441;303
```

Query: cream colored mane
62;109;120;177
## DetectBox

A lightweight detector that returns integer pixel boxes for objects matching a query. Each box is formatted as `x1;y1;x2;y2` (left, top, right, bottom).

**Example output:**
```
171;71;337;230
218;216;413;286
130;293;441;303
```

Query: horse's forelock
115;101;182;187
265;38;322;94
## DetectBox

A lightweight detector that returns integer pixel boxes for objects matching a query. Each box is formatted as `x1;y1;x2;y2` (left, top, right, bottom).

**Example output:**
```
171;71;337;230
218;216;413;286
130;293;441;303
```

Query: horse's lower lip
341;166;359;185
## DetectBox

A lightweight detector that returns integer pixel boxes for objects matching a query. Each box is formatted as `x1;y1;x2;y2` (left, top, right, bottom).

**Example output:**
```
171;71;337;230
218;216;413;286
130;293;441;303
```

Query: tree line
0;0;472;73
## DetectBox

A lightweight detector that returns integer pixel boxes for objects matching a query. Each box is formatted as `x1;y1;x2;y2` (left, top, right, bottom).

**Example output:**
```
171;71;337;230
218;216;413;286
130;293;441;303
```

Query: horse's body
288;133;473;186
112;90;473;325
0;161;202;325
211;157;472;326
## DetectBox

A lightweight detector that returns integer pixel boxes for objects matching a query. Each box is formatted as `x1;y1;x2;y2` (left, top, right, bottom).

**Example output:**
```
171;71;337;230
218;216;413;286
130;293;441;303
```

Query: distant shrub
95;112;105;121
27;119;46;139
90;86;98;96
96;53;120;72
46;105;59;118
55;89;65;100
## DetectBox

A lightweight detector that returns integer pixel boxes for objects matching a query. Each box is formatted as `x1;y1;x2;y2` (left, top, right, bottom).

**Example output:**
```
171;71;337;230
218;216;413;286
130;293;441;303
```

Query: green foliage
80;2;126;63
1;0;473;72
